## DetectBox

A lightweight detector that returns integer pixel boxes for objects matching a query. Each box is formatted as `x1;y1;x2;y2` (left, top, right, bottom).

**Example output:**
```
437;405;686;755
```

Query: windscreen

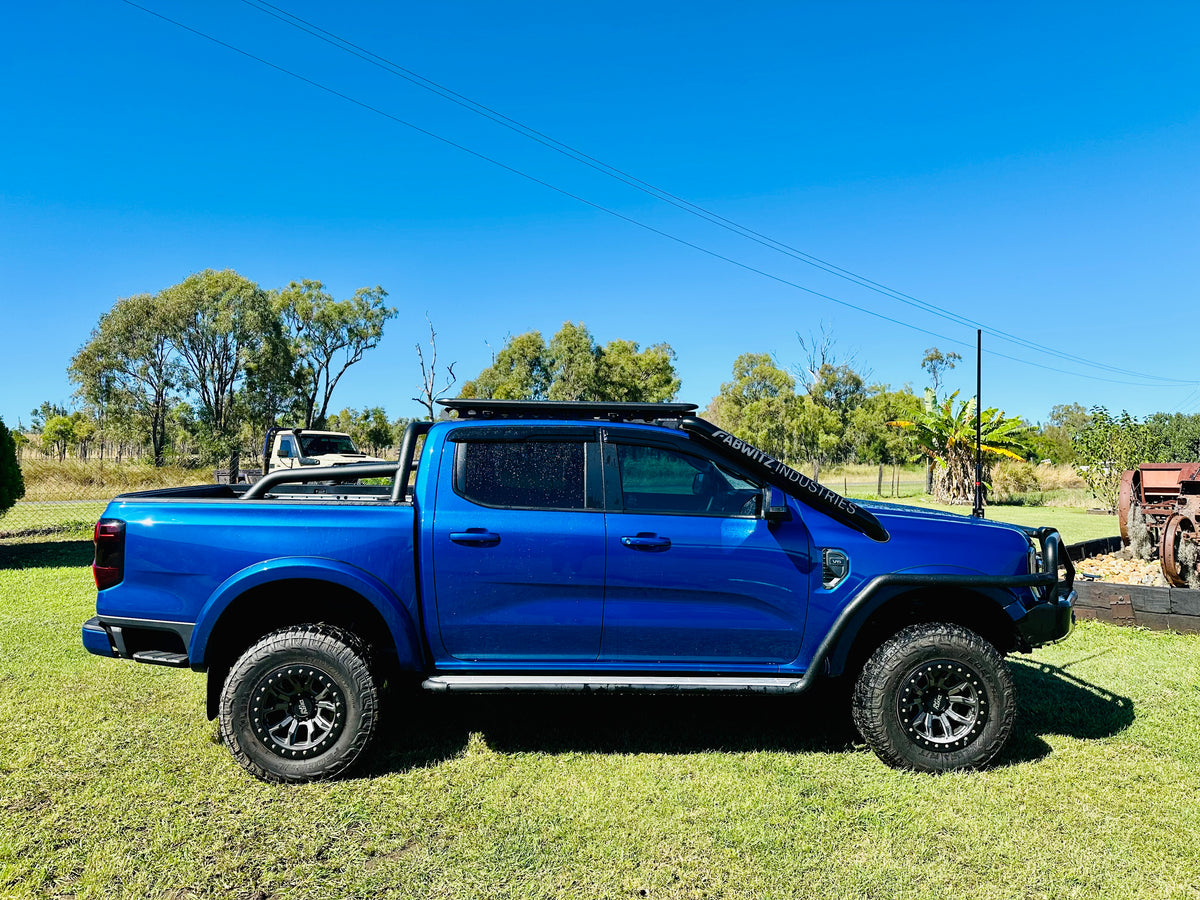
300;434;360;456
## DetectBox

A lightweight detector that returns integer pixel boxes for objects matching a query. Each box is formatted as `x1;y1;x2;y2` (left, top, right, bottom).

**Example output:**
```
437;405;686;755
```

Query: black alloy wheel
219;624;379;783
896;659;987;751
852;622;1015;772
251;664;348;759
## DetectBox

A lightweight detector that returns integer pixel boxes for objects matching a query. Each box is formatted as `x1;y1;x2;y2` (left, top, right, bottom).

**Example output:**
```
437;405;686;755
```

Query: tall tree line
70;269;395;473
458;321;681;402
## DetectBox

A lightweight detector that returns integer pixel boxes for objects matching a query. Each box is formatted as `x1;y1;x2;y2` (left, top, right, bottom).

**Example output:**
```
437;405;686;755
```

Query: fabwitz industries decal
710;430;861;516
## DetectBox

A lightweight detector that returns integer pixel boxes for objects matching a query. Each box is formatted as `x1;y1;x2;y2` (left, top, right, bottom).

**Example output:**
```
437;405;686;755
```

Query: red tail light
93;518;126;590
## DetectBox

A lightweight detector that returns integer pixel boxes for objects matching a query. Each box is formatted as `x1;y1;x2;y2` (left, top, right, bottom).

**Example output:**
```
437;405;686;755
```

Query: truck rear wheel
852;623;1014;772
218;624;379;783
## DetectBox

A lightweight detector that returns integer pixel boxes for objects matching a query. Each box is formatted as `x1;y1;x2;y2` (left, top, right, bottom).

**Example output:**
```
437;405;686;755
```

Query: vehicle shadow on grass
0;539;93;570
366;686;861;775
997;656;1135;766
367;659;1135;775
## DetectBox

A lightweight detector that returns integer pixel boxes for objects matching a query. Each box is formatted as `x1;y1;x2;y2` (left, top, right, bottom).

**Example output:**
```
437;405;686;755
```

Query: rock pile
1075;551;1166;587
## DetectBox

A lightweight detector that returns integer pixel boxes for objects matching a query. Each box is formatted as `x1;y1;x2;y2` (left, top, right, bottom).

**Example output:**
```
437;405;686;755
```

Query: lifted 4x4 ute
83;401;1075;782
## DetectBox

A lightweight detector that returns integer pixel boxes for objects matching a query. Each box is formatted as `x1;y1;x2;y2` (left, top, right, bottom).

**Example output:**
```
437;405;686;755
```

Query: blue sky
3;1;1199;429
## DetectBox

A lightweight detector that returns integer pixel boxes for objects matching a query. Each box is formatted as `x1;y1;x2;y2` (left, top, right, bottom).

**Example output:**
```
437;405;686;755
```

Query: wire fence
0;459;208;540
0;500;111;539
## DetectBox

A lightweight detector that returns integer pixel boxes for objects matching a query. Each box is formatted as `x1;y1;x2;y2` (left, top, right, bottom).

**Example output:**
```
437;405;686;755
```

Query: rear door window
455;440;590;510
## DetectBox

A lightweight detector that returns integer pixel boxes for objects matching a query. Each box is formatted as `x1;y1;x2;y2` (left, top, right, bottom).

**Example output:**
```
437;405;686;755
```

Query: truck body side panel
189;556;423;669
95;499;420;663
788;500;1035;673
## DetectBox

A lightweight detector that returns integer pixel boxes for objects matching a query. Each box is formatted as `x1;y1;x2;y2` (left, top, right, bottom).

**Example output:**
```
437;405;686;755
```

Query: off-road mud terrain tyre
852;622;1015;773
219;624;379;783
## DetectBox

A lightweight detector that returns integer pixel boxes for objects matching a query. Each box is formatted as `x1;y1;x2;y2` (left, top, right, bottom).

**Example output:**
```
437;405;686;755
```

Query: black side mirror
764;487;790;524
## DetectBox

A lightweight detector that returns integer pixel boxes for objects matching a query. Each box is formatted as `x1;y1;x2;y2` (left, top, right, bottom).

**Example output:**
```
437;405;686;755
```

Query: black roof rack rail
438;399;698;422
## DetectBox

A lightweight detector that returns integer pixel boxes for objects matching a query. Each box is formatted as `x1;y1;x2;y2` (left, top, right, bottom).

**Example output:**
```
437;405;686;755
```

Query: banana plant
890;389;1031;504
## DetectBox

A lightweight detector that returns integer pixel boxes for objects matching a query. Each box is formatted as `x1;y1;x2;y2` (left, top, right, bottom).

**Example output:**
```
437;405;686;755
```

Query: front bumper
1012;526;1076;648
1017;588;1076;648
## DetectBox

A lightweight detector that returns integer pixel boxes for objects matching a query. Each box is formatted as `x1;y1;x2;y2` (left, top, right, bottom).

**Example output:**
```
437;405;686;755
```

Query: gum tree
705;353;799;462
459;323;679;403
70;292;179;466
162;269;279;478
274;280;396;428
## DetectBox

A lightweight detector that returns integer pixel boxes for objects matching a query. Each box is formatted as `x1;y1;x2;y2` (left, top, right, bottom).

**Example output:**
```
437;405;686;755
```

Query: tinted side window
616;443;760;517
457;441;586;510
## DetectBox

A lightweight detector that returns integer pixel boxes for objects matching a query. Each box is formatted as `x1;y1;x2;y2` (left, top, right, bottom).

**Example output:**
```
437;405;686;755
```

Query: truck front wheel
852;622;1015;772
218;624;379;783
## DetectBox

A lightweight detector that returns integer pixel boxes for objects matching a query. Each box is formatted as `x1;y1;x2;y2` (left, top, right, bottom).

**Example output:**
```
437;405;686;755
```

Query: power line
118;0;1194;390
1168;387;1200;414
231;0;1198;388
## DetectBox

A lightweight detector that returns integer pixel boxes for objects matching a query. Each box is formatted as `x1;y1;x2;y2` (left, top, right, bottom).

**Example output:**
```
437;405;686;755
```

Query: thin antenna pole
973;329;984;518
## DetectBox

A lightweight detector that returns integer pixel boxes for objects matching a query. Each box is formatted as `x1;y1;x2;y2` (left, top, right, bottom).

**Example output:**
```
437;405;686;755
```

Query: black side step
421;674;806;694
131;650;189;668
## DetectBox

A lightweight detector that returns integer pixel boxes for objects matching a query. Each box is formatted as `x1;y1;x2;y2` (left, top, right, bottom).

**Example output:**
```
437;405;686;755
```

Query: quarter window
456;441;587;510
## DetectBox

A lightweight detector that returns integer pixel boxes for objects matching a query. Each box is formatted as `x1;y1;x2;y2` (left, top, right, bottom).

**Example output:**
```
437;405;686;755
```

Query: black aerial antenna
973;329;985;518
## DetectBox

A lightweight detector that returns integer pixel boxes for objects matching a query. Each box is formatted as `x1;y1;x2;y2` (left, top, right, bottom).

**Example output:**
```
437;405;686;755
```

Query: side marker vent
822;549;850;590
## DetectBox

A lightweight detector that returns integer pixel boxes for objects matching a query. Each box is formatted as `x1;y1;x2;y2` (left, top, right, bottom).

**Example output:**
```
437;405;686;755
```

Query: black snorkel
680;417;890;543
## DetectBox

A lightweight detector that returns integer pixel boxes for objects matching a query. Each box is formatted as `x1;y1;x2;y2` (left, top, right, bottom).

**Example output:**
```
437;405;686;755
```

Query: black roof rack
438;399;698;422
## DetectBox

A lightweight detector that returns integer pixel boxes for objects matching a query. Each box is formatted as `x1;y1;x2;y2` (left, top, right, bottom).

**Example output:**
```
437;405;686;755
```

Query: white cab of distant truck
266;430;388;473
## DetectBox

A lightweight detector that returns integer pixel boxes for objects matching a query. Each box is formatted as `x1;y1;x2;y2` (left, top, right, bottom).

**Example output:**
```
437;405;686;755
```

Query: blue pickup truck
83;400;1075;782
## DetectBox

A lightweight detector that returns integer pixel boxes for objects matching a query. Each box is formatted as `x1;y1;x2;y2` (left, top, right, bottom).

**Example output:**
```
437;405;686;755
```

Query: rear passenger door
600;434;810;664
431;426;606;661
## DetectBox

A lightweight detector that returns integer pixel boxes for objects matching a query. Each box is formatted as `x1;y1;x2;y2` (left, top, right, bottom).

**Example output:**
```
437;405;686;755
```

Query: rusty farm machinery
1118;463;1200;587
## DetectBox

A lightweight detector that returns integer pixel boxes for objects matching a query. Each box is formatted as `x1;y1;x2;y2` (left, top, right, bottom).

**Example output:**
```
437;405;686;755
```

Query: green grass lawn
2;539;1198;899
882;498;1121;546
838;476;1117;546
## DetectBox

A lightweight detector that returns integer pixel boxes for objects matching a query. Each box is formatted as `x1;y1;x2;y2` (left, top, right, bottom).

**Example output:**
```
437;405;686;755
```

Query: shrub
1035;464;1085;491
992;491;1047;507
991;460;1040;496
0;417;25;516
1073;407;1151;510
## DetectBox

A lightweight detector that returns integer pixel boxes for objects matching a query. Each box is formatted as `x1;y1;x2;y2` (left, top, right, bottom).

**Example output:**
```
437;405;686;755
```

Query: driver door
600;436;811;664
